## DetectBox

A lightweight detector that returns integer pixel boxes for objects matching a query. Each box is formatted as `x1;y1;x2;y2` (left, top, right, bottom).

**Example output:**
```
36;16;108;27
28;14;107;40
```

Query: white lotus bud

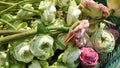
67;6;81;26
91;29;115;53
17;4;34;19
30;35;54;60
13;42;34;63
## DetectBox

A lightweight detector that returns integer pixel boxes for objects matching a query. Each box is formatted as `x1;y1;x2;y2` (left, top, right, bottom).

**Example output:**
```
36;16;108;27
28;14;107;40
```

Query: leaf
17;22;28;30
37;22;49;34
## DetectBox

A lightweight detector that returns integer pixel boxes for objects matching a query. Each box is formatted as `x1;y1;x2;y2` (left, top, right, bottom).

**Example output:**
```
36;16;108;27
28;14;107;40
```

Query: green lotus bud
91;29;115;53
67;0;81;26
13;42;34;63
0;52;6;67
28;60;42;68
30;35;54;60
17;4;34;19
62;45;81;68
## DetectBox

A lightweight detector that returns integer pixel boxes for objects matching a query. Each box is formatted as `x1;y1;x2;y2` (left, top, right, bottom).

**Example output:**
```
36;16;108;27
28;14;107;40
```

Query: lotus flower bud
28;60;42;68
79;47;99;68
81;0;109;19
106;28;119;41
65;20;90;47
107;0;120;17
13;42;34;63
30;35;54;60
67;6;81;26
62;45;81;68
39;1;56;25
0;52;6;66
91;29;115;53
17;4;34;19
67;0;81;26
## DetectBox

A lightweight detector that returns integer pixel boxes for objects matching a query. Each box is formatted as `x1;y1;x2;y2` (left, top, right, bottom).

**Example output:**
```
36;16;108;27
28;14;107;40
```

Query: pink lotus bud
81;0;109;19
106;28;119;41
79;47;99;67
64;20;90;47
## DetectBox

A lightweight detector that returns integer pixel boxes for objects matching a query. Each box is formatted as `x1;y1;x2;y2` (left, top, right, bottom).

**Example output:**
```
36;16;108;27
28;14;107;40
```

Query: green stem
47;26;69;32
0;19;16;30
0;30;27;35
103;20;116;26
0;26;69;44
0;1;15;6
0;1;29;15
19;5;39;14
0;30;37;44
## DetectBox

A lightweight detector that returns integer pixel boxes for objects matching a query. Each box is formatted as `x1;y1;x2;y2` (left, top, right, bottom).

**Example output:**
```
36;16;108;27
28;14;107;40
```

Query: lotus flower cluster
0;0;119;68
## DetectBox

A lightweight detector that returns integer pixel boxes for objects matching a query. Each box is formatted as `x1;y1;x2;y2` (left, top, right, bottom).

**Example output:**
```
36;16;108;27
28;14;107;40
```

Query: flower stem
47;26;69;32
0;30;27;35
19;5;39;14
0;30;37;45
0;1;29;15
103;20;116;26
0;19;16;30
0;1;15;6
0;26;69;44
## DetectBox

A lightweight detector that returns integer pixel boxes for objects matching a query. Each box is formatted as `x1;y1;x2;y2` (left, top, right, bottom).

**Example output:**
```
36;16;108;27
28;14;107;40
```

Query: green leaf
17;22;28;30
37;22;49;34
